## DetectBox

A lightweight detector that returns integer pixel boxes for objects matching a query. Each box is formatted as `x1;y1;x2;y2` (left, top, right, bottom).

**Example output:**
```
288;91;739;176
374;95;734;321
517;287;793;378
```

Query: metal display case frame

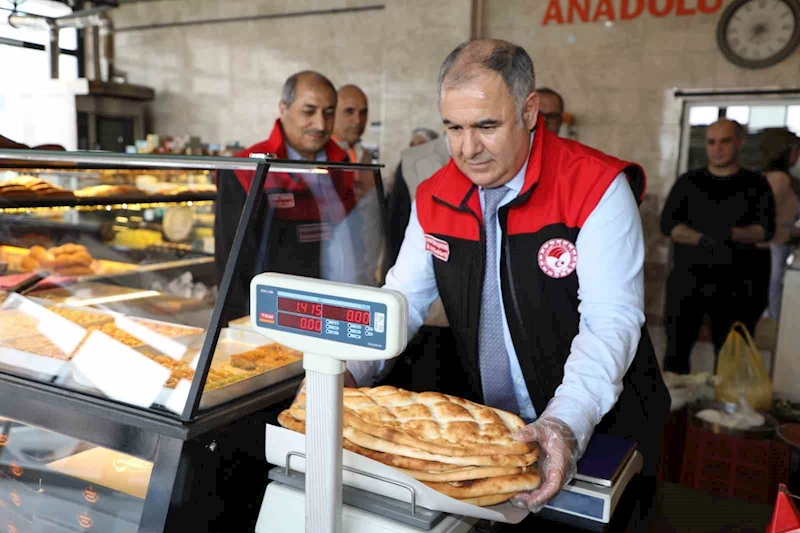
0;149;386;532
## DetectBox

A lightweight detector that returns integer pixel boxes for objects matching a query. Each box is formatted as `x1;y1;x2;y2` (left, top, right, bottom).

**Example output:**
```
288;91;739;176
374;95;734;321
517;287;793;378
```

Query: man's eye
448;126;462;132
480;126;496;132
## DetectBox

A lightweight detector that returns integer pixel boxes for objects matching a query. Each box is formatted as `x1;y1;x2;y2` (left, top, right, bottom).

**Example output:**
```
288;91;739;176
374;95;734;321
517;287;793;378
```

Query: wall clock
717;0;800;69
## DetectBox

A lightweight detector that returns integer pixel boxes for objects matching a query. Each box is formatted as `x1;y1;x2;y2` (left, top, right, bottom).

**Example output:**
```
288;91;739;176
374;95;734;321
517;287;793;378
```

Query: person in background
660;119;775;375
535;87;564;135
759;128;800;320
332;83;383;284
352;39;668;517
409;127;439;147
214;71;361;321
332;84;373;164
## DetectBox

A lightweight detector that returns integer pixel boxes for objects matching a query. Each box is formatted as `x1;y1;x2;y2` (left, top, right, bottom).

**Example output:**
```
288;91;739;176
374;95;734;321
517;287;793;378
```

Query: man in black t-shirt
660;119;776;374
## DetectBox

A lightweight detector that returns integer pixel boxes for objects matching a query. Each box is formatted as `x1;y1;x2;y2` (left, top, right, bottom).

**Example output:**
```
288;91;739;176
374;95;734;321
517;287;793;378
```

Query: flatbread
343;426;539;467
394;466;526;482
290;386;533;457
459;492;520;507
422;472;541;499
277;410;463;472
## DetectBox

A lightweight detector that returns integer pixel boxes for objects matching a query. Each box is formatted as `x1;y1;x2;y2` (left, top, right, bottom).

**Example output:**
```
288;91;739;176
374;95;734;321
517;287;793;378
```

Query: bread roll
20;256;38;272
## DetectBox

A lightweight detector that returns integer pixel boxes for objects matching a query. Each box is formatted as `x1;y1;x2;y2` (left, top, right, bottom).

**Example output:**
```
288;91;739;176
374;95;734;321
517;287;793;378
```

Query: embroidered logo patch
424;234;450;262
268;193;295;209
538;238;577;278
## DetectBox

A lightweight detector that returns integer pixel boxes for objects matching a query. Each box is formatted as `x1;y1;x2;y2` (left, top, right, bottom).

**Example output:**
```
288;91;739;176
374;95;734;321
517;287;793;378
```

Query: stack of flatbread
278;385;540;507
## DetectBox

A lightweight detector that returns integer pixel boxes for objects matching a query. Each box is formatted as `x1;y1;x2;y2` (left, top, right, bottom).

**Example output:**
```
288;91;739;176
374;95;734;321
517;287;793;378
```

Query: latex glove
510;416;579;513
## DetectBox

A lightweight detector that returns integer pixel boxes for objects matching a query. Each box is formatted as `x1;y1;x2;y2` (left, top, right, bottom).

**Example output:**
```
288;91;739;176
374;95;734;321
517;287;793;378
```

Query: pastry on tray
279;386;541;507
19;243;97;277
0;333;72;360
230;343;302;371
43;306;113;328
131;319;202;339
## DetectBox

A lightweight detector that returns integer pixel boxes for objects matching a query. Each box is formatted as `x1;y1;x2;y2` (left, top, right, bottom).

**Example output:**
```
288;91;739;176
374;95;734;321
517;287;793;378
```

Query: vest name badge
538;238;577;278
298;223;332;243
268;193;295;209
424;234;450;262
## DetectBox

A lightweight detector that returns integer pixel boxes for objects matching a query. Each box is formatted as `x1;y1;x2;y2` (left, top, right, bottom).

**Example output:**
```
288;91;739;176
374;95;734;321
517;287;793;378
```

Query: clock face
717;0;800;69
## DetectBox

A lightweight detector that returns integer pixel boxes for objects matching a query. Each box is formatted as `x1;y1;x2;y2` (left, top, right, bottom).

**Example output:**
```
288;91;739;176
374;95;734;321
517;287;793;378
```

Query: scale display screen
255;285;387;350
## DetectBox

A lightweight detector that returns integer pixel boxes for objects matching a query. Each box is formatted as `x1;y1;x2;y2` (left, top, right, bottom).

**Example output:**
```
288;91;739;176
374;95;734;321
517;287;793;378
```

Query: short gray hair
437;39;535;120
411;128;439;142
281;71;336;106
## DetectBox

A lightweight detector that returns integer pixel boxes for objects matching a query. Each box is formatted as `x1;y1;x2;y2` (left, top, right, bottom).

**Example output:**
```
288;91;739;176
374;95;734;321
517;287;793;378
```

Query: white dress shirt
347;136;646;455
285;145;370;285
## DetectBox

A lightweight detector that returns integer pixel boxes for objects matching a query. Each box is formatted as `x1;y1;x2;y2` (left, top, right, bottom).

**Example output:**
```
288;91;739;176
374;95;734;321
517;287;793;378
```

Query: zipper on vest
499;184;547;414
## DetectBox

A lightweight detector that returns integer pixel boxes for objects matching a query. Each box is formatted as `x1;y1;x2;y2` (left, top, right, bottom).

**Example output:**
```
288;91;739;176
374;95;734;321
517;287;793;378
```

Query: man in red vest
346;39;668;518
215;71;360;321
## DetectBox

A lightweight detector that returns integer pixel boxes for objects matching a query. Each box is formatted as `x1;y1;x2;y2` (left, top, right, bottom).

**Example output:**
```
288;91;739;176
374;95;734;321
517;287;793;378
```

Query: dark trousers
663;266;768;375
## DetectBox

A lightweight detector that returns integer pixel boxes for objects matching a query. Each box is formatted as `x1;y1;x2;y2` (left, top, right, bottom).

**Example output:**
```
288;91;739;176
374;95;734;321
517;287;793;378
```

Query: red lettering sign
592;0;616;21
676;0;695;15
541;0;720;24
698;0;722;13
542;0;565;24
569;0;590;23
621;0;645;19
648;0;674;17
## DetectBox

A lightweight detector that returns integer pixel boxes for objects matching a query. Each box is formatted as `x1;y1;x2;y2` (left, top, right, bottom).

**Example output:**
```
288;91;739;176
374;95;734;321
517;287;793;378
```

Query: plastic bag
714;322;773;411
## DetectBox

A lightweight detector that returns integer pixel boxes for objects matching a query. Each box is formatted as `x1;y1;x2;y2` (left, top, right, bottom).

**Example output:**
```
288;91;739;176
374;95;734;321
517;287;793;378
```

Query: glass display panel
0;151;385;417
0;417;150;533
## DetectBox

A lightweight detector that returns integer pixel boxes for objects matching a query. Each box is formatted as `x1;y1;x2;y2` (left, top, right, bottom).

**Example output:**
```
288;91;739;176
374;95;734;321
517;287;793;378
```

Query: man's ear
522;92;540;130
279;100;289;119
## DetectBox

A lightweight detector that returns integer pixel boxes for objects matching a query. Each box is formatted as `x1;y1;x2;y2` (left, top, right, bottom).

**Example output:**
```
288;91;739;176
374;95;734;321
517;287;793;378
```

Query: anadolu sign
542;0;723;25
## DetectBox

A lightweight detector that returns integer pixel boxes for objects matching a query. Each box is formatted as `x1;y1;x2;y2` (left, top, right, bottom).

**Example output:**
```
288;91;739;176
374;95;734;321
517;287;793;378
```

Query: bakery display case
0;149;387;532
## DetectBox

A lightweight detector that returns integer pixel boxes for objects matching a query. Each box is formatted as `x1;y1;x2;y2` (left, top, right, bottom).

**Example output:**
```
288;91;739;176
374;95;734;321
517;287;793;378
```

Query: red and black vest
231;120;356;279
415;119;669;475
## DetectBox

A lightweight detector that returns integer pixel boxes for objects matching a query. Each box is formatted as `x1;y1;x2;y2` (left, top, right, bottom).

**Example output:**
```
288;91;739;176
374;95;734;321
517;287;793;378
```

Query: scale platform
257;473;476;533
257;444;642;533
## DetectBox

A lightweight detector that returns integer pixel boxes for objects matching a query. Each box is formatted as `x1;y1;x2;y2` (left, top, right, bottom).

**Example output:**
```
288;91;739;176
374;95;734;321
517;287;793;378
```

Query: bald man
661;119;775;374
333;84;373;164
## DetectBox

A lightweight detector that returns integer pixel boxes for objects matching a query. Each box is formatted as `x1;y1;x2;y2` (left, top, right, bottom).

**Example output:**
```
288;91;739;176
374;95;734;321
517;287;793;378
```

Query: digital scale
247;273;642;533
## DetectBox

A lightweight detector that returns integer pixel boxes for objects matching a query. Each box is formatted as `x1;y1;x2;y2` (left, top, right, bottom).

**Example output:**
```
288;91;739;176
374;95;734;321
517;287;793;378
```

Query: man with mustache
346;39;668;521
215;71;363;320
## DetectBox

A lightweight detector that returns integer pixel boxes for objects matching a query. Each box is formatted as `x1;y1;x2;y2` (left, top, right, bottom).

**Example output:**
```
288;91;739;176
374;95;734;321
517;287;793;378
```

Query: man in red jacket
215;71;359;320
346;40;668;521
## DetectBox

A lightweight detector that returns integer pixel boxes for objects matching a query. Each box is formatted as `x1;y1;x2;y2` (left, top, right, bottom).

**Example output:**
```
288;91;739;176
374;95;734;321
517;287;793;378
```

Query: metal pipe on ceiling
114;4;385;33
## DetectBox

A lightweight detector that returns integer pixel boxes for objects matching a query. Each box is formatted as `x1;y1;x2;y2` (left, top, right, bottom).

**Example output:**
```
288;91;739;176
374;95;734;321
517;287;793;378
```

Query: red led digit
278;297;322;317
279;313;321;332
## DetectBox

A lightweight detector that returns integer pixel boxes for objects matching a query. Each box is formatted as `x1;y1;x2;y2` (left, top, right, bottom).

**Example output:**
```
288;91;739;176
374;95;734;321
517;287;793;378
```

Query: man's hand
510;417;579;513
697;233;734;265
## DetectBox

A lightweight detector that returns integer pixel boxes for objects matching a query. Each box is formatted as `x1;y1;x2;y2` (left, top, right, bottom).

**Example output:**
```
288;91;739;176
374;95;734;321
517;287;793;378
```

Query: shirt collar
479;131;534;196
285;143;327;162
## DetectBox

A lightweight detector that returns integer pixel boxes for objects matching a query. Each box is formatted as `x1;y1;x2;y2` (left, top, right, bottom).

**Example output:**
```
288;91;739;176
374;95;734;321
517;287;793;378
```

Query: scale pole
304;353;345;533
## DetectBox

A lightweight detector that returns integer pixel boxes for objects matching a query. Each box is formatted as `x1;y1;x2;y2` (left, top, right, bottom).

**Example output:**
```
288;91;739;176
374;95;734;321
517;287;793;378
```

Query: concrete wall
483;0;800;318
111;0;469;177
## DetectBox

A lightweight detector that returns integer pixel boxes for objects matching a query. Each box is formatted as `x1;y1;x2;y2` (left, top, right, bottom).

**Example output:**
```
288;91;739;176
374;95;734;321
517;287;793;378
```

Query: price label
72;331;170;408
